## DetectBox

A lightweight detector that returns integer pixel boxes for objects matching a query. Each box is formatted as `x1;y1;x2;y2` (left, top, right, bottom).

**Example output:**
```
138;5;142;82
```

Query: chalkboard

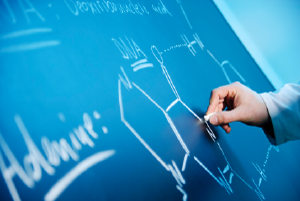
1;0;300;201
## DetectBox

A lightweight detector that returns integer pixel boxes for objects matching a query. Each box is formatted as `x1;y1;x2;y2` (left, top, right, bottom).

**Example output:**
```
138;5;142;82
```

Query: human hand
206;82;270;133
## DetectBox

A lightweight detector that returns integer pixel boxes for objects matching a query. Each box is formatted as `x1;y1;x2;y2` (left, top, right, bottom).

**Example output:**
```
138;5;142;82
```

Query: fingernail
210;116;218;125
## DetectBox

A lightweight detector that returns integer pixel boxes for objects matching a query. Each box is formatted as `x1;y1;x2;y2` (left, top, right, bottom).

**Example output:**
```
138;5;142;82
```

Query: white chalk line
179;100;204;122
176;0;192;30
1;40;60;53
132;82;164;112
207;51;248;85
132;82;189;155
176;185;188;201
1;28;52;40
182;153;188;172
133;63;154;72
161;65;180;99
223;164;230;174
220;61;245;84
131;59;148;67
207;50;221;66
172;160;185;185
204;122;216;141
119;81;169;170
259;178;262;187
229;172;234;184
168;164;184;187
164;112;190;155
122;116;169;171
194;156;223;186
181;35;196;56
163;43;186;53
119;67;132;90
218;167;233;193
44;150;115;201
93;111;101;119
231;169;253;190
222;61;246;83
195;139;253;191
179;5;192;29
166;99;179;112
252;179;265;201
118;80;125;120
193;33;204;50
102;126;108;134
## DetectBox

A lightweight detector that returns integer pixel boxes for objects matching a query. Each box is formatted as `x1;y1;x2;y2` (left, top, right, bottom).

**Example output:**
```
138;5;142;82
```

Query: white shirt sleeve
260;83;300;145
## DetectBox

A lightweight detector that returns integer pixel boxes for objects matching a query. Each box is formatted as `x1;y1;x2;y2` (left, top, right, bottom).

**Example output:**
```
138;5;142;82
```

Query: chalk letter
0;133;34;201
131;38;147;58
112;38;129;59
159;0;172;16
123;36;137;59
0;0;16;24
14;115;55;175
41;137;79;166
64;0;79;15
18;0;45;23
83;113;98;139
118;66;132;90
73;126;94;147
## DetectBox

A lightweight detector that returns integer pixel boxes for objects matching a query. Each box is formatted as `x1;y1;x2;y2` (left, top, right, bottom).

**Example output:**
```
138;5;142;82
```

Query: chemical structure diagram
113;3;277;201
113;31;279;201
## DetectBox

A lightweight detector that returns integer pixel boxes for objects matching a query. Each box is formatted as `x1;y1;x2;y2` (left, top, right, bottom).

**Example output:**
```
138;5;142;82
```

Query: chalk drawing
116;40;269;200
1;40;61;53
44;150;115;201
1;28;52;40
176;0;192;29
131;59;154;72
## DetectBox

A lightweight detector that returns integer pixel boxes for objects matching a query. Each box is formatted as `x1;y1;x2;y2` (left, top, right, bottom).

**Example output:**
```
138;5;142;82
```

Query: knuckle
209;89;217;102
211;88;220;98
210;89;216;96
221;115;227;123
221;114;230;124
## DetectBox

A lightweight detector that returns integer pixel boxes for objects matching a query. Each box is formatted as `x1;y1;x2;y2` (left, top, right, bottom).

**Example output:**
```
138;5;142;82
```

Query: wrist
254;93;270;126
258;93;275;139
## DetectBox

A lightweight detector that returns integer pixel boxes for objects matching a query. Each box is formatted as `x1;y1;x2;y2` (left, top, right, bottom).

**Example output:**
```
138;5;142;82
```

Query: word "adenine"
0;113;106;201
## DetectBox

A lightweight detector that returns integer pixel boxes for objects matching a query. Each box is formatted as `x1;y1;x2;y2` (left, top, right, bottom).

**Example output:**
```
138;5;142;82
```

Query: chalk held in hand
204;112;217;122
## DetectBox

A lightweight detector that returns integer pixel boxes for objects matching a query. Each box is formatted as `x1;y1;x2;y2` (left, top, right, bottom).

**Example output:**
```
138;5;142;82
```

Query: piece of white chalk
204;112;216;122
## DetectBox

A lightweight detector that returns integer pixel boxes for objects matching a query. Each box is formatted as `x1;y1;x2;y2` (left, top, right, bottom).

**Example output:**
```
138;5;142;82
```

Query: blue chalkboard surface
1;0;300;200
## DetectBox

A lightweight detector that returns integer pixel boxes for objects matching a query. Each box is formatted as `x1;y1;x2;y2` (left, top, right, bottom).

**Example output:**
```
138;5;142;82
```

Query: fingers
209;109;242;134
206;82;246;133
221;124;231;134
209;107;244;126
210;113;232;133
206;84;238;115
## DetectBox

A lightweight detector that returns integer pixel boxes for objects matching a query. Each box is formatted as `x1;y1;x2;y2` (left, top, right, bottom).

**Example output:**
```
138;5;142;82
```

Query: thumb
209;108;244;126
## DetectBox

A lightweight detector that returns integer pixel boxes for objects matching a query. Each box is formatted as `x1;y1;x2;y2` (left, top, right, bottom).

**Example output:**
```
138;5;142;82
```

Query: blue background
0;0;299;201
